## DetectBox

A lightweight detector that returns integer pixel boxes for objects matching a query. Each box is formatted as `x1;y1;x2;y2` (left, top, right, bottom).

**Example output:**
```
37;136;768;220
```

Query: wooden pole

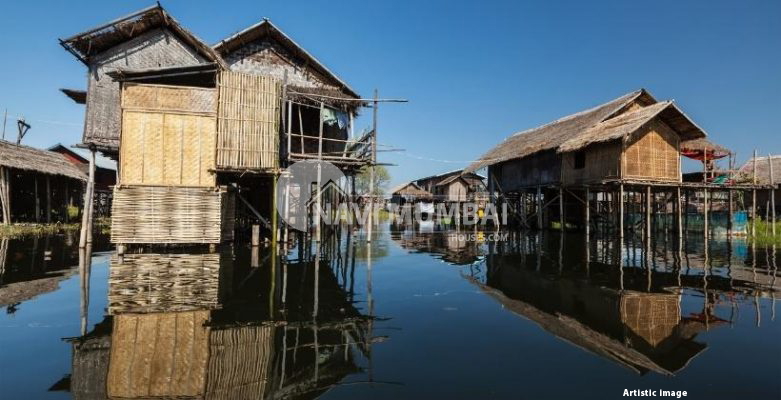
315;102;324;242
676;186;682;240
645;185;651;240
367;89;378;242
728;189;734;234
272;175;278;245
0;167;9;224
559;186;564;231
585;187;590;237
619;184;624;241
46;176;51;223
704;188;709;238
34;176;40;223
79;148;96;248
536;186;543;230
770;154;776;235
753;188;757;237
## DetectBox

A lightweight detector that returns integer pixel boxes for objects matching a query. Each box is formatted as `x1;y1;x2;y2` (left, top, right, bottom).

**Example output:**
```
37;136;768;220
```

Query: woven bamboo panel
111;186;234;244
122;83;217;114
120;110;216;187
623;119;680;181
205;325;275;399
108;253;222;314
107;311;210;398
216;71;280;170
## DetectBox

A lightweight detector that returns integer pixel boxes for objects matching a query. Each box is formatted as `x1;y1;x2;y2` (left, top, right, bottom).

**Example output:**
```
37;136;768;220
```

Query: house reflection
391;224;483;265
60;239;380;399
466;232;779;375
0;232;111;312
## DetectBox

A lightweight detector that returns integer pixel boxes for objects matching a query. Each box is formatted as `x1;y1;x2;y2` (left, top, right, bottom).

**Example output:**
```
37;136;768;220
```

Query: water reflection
62;231;382;399
392;227;779;376
0;232;110;313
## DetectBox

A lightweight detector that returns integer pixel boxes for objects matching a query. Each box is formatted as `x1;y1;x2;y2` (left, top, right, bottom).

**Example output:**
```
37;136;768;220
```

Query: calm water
0;226;779;399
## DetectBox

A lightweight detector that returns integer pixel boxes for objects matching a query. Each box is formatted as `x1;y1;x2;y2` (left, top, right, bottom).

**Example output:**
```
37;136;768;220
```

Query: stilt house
61;5;376;245
465;89;706;190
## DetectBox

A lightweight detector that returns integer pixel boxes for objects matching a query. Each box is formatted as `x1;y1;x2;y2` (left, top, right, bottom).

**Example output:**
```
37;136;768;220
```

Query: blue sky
0;0;778;185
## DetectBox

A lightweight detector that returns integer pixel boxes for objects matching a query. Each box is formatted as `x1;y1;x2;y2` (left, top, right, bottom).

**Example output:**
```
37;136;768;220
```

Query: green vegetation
748;219;781;246
0;222;81;238
355;165;391;196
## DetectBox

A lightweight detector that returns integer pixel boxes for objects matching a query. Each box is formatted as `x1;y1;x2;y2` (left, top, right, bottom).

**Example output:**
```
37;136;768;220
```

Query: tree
354;165;390;196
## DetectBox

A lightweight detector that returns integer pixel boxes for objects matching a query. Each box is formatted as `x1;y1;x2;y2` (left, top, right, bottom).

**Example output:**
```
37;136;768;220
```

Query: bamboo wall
561;141;622;185
216;71;281;171
110;186;234;244
623;119;681;182
120;83;217;187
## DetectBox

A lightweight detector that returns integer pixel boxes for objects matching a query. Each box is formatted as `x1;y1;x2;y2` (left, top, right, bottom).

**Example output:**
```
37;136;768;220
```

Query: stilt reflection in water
61;230;388;399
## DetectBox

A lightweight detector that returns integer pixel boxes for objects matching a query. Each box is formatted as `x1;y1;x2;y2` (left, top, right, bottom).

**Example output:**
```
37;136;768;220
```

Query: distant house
390;182;432;206
465;89;706;189
415;169;483;193
432;174;486;203
0;140;87;223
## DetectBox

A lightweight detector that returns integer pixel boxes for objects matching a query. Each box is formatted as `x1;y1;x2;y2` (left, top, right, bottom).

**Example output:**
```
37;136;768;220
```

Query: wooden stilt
272;175;278;245
619;184;624;240
770;154;776;235
676;186;682;240
45;176;51;223
367;90;378;242
34;176;40;223
536;186;543;230
752;189;757;237
728;189;734;234
0;167;10;224
585;187;590;237
559;186;564;231
704;188;709;238
315;102;324;242
79;148;96;248
645;185;651;240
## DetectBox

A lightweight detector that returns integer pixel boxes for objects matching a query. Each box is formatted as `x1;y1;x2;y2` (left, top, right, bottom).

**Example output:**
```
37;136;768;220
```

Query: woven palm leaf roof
0;140;87;181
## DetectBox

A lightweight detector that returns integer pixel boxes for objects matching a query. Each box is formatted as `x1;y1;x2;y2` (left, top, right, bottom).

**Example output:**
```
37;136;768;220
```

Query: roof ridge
508;89;643;139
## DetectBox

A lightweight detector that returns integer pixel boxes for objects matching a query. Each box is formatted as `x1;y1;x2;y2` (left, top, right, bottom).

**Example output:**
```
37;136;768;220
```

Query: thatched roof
391;182;432;198
465;89;707;173
60;5;225;68
214;19;359;99
680;138;731;160
737;155;781;185
0;140;87;180
436;174;469;187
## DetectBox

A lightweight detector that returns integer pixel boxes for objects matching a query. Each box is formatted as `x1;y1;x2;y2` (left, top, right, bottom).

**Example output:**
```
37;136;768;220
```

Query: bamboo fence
110;186;233;244
216;71;281;170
